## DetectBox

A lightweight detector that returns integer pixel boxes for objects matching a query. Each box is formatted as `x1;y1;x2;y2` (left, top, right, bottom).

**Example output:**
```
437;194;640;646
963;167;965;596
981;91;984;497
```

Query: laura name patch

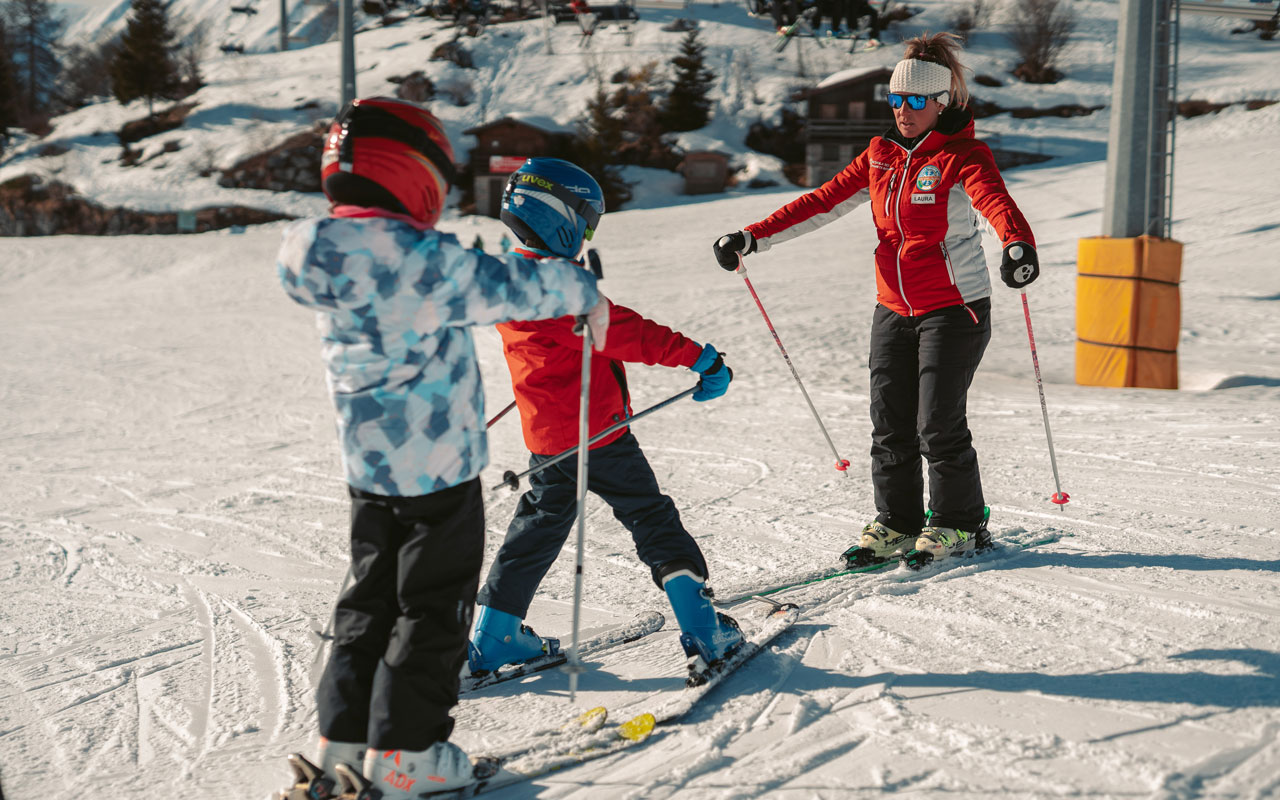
910;193;935;204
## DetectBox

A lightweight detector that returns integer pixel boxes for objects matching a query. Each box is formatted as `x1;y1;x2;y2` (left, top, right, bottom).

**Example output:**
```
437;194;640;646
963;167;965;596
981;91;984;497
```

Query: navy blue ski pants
869;299;991;535
316;479;484;750
476;431;708;619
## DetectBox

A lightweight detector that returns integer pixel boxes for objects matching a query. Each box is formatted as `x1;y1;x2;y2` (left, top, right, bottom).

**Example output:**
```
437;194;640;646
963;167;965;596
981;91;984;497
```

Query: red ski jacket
746;109;1034;317
497;262;704;455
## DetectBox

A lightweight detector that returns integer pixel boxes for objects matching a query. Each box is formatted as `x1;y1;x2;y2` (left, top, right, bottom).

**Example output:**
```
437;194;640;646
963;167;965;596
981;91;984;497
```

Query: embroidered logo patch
910;193;935;204
916;165;942;191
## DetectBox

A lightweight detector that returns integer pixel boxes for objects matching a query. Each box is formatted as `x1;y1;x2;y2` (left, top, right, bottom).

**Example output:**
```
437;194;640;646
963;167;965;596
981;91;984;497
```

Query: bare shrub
437;75;475;106
60;39;121;109
949;0;994;43
1007;0;1076;84
388;70;435;102
431;40;475;68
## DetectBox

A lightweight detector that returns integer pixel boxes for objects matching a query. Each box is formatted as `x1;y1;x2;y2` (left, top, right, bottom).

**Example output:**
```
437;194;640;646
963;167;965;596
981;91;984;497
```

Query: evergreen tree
661;28;714;132
571;87;632;211
3;0;63;118
60;37;119;109
0;18;19;152
611;61;679;171
111;0;179;116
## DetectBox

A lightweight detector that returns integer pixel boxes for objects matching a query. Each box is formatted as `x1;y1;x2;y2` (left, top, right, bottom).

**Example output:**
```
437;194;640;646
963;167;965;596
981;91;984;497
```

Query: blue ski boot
467;606;559;675
662;568;744;677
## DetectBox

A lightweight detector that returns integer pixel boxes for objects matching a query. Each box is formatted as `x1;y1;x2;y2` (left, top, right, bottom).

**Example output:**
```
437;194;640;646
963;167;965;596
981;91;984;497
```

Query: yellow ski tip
618;712;656;742
568;706;608;733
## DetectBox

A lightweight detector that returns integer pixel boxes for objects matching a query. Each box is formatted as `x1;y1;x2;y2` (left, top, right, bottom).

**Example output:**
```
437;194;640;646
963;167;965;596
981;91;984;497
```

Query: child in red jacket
469;158;744;679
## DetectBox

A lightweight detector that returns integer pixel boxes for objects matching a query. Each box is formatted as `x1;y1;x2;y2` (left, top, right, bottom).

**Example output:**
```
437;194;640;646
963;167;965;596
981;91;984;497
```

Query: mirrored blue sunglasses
888;92;943;110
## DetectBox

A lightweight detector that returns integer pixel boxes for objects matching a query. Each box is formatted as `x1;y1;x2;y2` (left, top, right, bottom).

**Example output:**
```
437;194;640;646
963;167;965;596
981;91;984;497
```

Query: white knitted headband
889;59;953;98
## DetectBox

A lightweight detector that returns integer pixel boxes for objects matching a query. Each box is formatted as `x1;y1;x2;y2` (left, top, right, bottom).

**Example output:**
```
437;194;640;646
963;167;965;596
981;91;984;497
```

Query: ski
773;7;819;52
273;706;618;799
713;558;898;605
459;610;664;695
713;528;1066;606
432;603;801;798
306;605;797;798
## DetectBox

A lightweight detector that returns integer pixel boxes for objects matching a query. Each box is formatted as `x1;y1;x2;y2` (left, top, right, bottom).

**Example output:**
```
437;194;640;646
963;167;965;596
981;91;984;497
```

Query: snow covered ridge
7;0;1278;228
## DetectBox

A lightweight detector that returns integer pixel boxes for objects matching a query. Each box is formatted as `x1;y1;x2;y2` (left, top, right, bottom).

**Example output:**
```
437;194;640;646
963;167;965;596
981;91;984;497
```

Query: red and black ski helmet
321;97;457;226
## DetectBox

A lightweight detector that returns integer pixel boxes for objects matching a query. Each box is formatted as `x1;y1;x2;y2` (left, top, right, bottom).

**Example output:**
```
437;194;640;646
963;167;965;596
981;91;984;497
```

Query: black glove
1000;241;1040;289
713;230;755;271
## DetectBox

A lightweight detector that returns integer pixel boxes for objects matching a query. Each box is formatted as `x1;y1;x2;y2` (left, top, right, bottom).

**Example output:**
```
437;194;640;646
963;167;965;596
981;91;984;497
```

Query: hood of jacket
884;106;976;154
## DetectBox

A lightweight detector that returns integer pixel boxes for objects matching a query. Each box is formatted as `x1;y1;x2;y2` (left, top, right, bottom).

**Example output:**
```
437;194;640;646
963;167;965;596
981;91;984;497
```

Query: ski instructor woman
712;32;1040;564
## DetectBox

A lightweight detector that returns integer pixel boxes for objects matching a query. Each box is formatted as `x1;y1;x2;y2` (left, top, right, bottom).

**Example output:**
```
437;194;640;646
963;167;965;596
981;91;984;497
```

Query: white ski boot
272;754;335;800
363;741;477;798
272;740;366;800
841;521;913;567
913;526;977;561
318;738;366;785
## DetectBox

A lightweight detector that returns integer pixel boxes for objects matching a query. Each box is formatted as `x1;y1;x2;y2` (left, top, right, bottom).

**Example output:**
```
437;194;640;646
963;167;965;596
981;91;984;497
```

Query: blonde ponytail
901;32;971;109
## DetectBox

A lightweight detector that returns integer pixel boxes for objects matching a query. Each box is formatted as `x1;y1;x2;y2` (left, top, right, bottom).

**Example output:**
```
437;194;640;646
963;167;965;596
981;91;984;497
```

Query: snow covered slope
60;0;347;54
14;0;1277;217
3;1;1280;798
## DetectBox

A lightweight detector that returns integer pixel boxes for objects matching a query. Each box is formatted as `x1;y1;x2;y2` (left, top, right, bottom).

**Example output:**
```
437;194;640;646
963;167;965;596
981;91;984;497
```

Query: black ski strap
334;103;457;185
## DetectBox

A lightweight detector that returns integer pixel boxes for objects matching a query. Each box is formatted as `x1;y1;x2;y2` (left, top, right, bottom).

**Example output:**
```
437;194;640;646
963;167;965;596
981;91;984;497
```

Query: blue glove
691;343;732;402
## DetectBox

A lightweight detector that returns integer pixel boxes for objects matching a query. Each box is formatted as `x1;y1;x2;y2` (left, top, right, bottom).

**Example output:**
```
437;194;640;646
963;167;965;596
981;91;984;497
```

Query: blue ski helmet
500;158;605;259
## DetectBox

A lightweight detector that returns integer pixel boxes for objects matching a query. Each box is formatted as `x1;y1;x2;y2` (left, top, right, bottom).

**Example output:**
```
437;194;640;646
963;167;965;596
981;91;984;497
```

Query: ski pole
309;565;353;687
1019;289;1069;509
735;253;851;475
486;400;517;428
566;248;604;702
492;385;698;493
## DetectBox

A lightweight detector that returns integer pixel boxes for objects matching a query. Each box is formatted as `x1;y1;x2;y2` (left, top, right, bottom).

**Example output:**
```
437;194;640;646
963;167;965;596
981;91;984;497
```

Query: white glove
585;296;609;351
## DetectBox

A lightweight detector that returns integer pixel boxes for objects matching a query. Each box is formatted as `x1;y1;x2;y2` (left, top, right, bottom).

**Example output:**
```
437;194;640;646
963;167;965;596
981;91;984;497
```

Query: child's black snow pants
868;299;991;535
316;479;484;750
476;431;708;619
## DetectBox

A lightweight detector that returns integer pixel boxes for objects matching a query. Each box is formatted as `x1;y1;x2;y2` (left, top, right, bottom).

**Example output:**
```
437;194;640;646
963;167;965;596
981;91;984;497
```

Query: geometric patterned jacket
277;210;600;497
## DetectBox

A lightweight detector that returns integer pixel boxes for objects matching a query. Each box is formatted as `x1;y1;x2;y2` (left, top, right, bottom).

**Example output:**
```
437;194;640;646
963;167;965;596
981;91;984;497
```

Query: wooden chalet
679;151;730;195
796;67;895;186
464;116;576;218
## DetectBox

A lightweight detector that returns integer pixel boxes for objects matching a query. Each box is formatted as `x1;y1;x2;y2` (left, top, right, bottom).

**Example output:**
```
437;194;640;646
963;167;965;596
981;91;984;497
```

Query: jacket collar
329;204;434;231
884;107;975;154
513;245;584;266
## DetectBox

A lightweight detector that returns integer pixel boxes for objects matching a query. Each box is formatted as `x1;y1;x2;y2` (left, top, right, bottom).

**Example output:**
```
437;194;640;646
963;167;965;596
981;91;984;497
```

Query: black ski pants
846;0;880;36
770;0;799;28
316;479;484;751
476;431;708;619
869;299;991;535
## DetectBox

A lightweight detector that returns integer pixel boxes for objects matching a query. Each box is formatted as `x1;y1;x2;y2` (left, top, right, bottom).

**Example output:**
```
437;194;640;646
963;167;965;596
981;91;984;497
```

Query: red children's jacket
746;108;1035;317
497;253;703;455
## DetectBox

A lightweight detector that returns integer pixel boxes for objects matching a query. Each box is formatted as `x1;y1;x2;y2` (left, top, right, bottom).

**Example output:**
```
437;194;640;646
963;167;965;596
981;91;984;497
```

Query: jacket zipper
884;173;896;217
940;241;956;285
892;153;913;315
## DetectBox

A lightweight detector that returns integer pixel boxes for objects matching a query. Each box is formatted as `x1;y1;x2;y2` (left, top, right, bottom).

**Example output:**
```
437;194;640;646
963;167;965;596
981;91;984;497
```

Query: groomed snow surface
3;1;1280;798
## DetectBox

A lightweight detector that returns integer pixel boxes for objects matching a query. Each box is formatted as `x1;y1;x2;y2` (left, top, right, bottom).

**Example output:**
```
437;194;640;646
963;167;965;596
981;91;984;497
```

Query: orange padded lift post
1075;235;1182;389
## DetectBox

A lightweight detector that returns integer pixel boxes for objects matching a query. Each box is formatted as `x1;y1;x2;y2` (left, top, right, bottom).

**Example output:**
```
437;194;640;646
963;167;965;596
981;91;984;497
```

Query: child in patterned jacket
274;98;607;799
